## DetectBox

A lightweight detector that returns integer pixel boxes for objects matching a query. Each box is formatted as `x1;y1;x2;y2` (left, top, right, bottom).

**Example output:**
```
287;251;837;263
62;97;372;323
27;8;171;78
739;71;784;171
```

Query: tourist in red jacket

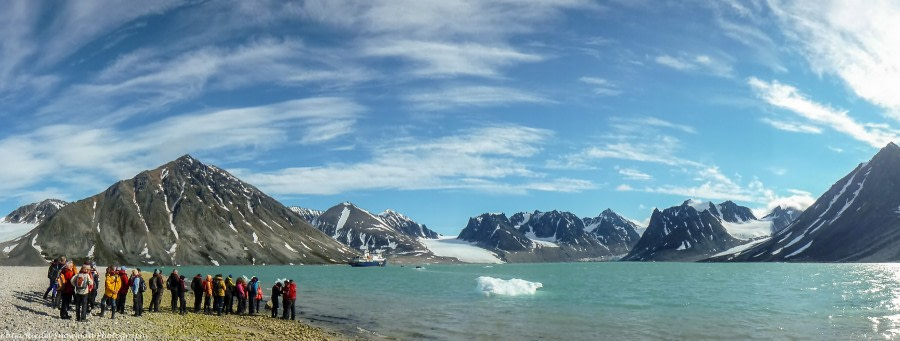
282;279;297;320
58;261;75;319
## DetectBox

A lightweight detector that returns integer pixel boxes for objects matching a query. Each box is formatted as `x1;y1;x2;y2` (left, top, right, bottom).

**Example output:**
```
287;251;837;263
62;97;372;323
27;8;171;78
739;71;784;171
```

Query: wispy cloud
767;1;900;118
38;39;371;125
749;77;897;148
304;0;593;80
579;77;622;96
405;85;550;111
759;117;823;134
239;125;594;195
0;97;362;199
641;167;774;204
616;167;652;181
654;53;733;77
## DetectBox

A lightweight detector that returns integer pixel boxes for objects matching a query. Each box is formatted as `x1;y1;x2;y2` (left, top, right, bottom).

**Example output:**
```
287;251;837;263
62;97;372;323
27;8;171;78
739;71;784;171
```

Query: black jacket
271;285;282;301
167;274;179;291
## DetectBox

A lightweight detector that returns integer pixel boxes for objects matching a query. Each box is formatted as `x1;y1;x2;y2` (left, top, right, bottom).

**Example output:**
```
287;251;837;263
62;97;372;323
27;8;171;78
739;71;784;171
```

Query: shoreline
1;266;358;340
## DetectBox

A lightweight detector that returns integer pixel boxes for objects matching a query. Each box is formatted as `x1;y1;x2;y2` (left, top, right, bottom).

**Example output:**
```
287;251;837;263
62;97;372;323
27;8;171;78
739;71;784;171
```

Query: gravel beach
0;266;351;340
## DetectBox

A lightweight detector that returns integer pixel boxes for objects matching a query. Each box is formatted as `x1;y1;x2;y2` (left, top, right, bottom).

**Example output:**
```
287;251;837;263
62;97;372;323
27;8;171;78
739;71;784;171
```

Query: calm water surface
169;262;900;340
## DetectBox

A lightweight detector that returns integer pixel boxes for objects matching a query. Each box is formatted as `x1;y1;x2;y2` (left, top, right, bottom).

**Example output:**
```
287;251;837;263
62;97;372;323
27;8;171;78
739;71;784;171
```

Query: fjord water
171;263;900;340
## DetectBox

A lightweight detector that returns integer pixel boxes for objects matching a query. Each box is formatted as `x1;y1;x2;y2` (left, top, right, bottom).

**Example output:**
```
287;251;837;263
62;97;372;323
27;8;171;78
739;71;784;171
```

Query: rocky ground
0;267;353;340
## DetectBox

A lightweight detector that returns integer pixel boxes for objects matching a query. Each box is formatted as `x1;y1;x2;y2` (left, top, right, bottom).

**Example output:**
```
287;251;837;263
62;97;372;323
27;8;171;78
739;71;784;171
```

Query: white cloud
827;146;844;153
616;184;634;191
0;97;361;197
365;40;542;78
641;167;774;204
759;189;816;216
304;0;593;79
578;77;622;96
749;77;897;148
39;39;370;124
405;85;550;111
239;125;594;195
654;54;733;77
759;117;823;134
616;167;652;181
767;1;900;118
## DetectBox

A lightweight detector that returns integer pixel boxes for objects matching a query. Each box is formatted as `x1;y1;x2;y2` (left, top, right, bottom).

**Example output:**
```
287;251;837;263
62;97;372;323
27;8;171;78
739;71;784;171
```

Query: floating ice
476;276;542;296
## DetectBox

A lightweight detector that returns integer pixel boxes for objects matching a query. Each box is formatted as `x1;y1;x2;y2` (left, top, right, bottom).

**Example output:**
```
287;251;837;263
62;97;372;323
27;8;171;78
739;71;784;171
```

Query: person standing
116;267;129;315
99;266;121;319
235;278;246;315
191;274;203;313
270;281;282;318
148;269;163;312
213;274;226;316
255;279;263;313
166;269;180;313
285;279;297;320
73;263;94;322
224;275;235;315
129;269;146;317
43;257;64;301
202;275;213;314
177;275;187;315
248;277;259;315
58;261;75;320
87;262;99;314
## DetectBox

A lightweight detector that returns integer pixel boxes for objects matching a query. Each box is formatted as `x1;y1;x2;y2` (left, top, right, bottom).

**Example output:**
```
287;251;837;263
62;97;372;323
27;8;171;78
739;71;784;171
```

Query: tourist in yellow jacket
99;266;121;319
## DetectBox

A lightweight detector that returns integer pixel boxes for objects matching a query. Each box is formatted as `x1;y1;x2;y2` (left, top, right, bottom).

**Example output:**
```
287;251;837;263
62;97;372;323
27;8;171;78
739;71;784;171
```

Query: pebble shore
0;266;352;340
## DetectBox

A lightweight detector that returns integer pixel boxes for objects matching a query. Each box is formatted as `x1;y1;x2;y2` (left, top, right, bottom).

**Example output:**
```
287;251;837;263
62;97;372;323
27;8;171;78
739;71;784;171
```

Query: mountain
761;206;803;233
582;209;642;255
378;209;440;239
710;200;756;223
2;199;68;225
713;142;900;262
307;203;437;256
0;155;356;266
290;207;323;226
622;200;742;261
457;209;638;262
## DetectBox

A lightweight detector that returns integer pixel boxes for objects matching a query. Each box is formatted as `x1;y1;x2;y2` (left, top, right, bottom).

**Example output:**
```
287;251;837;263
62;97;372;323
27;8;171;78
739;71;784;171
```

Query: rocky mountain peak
2;199;69;225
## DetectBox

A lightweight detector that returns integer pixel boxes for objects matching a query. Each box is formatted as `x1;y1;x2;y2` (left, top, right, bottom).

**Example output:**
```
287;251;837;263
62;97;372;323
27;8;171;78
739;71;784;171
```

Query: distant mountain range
456;209;640;262
290;203;439;256
2;199;68;224
713;142;900;262
0;155;355;266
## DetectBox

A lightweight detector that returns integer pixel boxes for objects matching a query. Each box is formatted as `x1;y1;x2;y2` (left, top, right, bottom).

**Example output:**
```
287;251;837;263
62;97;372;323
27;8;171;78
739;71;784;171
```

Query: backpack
149;276;157;291
256;286;263;300
75;273;90;294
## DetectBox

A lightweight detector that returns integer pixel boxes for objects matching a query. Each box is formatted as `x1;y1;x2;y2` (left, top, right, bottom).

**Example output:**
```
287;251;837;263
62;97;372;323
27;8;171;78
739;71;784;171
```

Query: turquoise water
167;263;900;340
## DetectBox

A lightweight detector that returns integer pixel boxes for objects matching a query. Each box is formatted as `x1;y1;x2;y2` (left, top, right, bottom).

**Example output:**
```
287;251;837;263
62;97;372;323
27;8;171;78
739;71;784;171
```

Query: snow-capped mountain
2;199;68;225
0;155;355;266
714;142;900;262
582;209;641;254
307;202;438;256
761;206;803;233
622;200;742;261
378;209;440;239
457;209;638;262
681;199;772;240
290;207;323;226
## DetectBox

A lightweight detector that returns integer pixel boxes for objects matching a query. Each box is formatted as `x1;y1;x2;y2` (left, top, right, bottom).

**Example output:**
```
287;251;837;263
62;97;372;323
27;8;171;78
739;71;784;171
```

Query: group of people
44;257;299;322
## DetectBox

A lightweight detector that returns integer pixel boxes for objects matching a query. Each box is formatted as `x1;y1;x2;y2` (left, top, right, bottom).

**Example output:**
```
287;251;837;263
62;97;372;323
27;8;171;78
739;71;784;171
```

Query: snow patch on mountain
420;237;503;263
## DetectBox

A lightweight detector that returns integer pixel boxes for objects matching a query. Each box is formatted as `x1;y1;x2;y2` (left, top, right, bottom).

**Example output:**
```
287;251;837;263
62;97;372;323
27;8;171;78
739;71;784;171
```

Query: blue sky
1;0;898;235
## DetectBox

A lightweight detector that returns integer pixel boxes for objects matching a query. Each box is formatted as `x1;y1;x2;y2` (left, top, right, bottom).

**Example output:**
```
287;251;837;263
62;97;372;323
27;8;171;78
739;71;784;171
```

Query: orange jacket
202;276;213;297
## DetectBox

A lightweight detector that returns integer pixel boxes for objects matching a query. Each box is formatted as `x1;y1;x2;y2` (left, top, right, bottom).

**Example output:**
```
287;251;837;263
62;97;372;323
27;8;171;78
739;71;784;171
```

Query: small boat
349;250;387;267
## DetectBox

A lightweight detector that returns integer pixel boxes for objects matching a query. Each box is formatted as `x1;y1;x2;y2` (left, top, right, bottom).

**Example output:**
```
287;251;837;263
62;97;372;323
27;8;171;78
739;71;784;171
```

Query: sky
2;0;899;236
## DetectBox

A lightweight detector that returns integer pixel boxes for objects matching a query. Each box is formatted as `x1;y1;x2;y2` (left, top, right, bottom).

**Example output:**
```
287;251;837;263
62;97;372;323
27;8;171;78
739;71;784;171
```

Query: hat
228;274;232;278
153;269;160;274
180;275;185;279
121;266;127;271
